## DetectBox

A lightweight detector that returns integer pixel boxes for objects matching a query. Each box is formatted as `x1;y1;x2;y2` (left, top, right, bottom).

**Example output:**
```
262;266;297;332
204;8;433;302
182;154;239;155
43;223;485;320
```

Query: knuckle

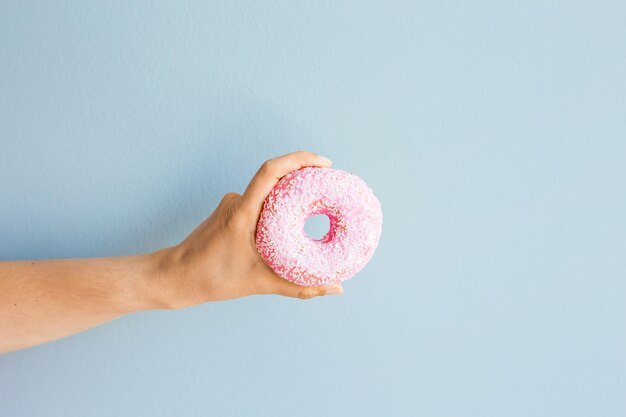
218;193;241;213
259;159;274;176
222;192;240;202
297;287;316;300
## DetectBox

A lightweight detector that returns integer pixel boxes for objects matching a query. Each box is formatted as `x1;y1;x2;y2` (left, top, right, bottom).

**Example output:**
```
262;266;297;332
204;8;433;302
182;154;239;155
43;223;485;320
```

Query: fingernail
324;287;343;296
317;155;332;165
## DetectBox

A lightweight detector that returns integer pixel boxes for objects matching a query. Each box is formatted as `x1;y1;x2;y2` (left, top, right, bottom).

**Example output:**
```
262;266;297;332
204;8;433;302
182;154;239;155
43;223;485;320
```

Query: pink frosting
255;167;382;286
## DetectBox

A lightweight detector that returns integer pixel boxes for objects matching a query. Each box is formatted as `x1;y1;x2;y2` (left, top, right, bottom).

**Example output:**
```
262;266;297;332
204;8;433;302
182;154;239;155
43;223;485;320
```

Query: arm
0;151;343;354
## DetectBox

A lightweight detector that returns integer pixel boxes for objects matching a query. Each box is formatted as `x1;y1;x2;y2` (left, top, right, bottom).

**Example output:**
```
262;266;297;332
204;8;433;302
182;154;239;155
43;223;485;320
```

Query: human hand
0;151;343;352
149;151;344;309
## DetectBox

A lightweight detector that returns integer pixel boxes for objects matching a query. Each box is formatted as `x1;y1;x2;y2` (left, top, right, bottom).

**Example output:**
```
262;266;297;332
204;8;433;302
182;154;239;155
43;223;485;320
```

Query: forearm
0;253;167;353
0;153;343;353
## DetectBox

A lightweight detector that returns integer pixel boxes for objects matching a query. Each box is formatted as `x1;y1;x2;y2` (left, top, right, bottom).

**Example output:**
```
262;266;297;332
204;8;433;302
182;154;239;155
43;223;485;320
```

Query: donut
255;166;382;287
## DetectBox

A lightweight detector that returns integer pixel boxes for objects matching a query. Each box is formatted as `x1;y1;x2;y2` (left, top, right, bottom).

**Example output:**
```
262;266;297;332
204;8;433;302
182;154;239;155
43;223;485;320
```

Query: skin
0;151;344;354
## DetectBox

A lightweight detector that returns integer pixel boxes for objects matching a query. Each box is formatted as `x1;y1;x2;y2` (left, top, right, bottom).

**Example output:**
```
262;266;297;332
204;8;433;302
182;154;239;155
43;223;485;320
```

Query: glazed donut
255;167;382;287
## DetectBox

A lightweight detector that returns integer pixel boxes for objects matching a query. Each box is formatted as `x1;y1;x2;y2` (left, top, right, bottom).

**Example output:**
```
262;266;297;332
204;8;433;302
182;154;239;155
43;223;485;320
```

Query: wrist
131;249;177;311
139;246;192;310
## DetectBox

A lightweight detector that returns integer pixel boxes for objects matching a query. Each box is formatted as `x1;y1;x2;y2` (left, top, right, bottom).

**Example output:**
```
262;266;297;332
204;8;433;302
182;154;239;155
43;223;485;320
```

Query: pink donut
255;167;382;287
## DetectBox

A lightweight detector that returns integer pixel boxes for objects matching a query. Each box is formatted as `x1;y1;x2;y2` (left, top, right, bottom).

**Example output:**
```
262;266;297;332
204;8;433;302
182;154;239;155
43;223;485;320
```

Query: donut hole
304;214;331;241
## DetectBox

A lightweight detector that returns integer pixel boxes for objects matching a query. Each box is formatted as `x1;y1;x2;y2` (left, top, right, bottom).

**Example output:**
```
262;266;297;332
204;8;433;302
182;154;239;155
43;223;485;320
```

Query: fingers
278;280;344;300
255;265;344;299
242;151;337;300
241;151;332;217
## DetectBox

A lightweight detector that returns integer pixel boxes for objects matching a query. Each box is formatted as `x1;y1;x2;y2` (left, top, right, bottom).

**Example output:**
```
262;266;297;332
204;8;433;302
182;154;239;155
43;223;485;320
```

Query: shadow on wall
1;90;312;261
141;105;309;255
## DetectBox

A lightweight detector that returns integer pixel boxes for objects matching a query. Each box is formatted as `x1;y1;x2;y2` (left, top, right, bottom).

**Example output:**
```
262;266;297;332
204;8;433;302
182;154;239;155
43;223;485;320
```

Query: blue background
1;1;625;416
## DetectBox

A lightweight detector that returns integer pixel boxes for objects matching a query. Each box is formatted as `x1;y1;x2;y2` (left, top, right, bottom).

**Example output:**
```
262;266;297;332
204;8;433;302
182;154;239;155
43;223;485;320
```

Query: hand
150;151;344;309
0;151;341;352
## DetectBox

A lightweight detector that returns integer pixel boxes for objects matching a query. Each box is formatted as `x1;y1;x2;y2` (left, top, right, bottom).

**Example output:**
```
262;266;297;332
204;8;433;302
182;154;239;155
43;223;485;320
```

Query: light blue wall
1;2;625;416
